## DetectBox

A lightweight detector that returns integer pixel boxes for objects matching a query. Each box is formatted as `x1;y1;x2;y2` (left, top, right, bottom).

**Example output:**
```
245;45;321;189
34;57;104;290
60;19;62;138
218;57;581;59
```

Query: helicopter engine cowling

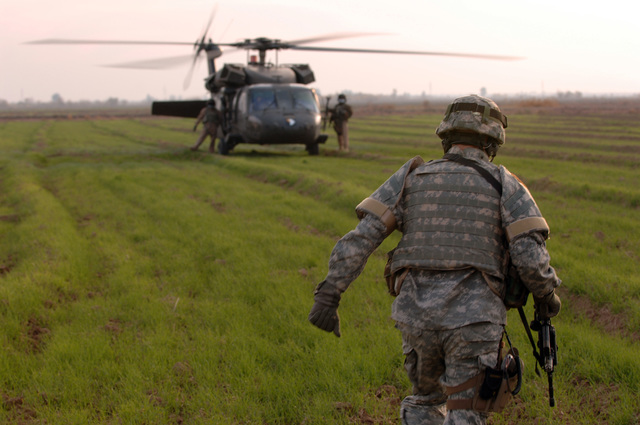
207;63;315;92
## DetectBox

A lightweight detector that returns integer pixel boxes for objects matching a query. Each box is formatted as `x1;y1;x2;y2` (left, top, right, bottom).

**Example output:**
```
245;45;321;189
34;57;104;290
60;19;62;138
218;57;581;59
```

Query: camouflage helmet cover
435;95;508;145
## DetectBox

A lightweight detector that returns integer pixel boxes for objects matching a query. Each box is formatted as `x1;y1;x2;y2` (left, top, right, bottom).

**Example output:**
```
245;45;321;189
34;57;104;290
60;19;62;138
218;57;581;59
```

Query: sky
2;0;639;103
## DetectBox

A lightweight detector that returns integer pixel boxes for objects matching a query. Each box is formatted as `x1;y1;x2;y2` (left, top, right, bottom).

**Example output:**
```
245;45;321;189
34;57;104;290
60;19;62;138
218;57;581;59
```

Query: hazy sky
2;0;639;103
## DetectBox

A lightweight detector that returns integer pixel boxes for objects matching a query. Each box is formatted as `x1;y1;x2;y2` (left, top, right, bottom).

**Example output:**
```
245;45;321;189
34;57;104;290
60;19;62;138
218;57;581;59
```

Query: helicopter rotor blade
288;45;523;61
283;32;389;47
105;54;195;69
26;39;195;46
200;4;218;45
183;3;219;90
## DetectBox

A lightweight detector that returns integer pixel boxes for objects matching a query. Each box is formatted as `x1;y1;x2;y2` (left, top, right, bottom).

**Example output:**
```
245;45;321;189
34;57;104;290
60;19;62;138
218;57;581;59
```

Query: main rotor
26;7;524;89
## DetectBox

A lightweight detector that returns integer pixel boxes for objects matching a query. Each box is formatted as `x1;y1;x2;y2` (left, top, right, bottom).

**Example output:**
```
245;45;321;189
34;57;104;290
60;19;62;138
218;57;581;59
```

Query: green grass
1;106;639;424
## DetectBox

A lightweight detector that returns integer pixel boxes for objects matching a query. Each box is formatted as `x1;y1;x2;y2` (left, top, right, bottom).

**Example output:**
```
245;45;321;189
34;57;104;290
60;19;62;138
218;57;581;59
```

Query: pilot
329;94;353;152
308;95;561;424
192;99;223;153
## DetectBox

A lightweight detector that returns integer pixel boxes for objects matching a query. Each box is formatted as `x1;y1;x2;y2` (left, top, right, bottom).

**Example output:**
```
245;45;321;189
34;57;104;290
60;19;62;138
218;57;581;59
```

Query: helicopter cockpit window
290;88;319;112
250;88;276;112
249;87;320;113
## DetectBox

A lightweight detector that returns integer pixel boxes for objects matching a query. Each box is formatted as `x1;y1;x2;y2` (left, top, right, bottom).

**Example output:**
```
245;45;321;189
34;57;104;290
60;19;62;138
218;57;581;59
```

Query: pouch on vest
503;262;530;309
384;248;409;297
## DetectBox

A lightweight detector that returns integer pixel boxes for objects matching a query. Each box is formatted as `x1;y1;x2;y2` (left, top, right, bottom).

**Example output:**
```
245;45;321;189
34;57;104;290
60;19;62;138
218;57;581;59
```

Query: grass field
1;99;639;424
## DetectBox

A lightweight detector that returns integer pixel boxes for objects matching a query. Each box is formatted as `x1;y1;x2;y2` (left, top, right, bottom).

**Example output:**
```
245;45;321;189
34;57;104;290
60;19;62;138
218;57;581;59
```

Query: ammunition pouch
445;346;522;413
383;248;409;297
503;262;530;309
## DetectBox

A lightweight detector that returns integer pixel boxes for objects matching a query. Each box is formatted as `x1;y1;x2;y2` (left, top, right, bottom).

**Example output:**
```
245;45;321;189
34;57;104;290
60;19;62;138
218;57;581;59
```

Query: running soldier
308;95;561;424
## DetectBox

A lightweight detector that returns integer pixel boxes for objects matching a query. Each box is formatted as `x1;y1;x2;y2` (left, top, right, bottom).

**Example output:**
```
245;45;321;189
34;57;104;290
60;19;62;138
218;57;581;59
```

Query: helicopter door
235;89;247;122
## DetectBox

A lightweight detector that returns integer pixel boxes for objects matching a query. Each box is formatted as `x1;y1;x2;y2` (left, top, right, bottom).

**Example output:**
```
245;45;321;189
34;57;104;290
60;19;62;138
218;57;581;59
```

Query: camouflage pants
397;322;503;425
193;123;218;152
333;121;349;151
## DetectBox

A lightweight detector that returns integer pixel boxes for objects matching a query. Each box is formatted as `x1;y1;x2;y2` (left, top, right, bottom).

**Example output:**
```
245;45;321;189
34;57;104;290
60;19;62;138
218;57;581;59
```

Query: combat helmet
338;94;347;103
436;95;508;160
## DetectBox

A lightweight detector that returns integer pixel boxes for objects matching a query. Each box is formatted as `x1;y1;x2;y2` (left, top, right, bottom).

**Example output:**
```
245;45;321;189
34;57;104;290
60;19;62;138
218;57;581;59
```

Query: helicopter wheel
218;136;232;155
306;142;319;156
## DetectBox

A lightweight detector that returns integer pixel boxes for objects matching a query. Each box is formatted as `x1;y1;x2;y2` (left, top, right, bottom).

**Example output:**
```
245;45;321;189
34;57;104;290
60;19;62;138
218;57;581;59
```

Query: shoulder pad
500;166;550;241
355;156;424;234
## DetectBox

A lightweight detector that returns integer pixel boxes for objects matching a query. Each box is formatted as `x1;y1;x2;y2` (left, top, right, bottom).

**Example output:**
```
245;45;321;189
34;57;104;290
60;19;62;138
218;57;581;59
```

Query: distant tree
480;87;487;97
52;93;64;104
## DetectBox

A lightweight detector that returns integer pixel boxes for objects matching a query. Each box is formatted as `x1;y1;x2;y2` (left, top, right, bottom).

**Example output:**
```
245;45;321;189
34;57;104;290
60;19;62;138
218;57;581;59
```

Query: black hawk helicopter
28;13;521;155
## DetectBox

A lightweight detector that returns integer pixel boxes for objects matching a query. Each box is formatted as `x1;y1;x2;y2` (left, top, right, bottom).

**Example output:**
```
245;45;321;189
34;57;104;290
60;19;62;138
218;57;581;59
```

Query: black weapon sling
443;153;502;195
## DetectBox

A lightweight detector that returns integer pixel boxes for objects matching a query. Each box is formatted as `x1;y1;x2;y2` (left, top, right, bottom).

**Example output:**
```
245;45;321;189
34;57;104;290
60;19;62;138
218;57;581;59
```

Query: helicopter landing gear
306;142;320;156
306;134;327;156
218;135;239;155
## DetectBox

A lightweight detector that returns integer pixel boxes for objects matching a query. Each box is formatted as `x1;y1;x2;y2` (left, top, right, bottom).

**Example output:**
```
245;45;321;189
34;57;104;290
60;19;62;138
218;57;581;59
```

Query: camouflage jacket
195;106;222;128
330;103;353;123
323;146;561;330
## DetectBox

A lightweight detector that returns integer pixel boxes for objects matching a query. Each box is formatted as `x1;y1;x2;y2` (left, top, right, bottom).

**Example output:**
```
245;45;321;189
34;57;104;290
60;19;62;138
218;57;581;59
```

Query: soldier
192;99;223;153
308;95;562;424
329;94;353;152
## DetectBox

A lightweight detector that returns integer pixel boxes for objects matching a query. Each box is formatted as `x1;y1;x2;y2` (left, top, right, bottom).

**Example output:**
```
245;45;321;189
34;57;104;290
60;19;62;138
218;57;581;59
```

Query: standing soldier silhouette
329;94;353;152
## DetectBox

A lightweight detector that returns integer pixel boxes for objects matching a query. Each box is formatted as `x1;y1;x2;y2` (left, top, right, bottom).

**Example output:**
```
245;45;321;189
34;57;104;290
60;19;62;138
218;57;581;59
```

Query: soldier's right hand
534;290;561;319
308;281;341;337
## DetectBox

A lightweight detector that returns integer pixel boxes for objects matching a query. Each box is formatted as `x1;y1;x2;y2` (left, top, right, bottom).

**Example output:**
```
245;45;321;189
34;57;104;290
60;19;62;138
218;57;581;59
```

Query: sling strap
443;153;502;195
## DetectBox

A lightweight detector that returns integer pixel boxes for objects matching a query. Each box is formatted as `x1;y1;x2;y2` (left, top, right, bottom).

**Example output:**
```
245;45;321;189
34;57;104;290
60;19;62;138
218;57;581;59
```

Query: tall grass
0;108;639;424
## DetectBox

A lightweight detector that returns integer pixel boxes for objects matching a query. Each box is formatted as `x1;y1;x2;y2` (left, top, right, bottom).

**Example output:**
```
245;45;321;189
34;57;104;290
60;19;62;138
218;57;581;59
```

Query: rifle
322;96;331;130
518;306;558;407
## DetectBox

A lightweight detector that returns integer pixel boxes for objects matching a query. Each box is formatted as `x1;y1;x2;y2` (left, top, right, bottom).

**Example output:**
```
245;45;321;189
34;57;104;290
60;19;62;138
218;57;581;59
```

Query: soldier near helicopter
329;94;353;152
308;95;561;425
192;99;223;153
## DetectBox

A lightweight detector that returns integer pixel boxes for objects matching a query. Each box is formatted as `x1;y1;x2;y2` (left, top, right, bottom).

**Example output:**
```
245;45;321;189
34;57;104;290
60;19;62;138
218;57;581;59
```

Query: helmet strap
482;141;499;162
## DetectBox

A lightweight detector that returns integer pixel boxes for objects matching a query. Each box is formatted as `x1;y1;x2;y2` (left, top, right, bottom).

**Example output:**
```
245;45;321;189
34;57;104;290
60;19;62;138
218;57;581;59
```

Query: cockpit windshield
249;86;319;113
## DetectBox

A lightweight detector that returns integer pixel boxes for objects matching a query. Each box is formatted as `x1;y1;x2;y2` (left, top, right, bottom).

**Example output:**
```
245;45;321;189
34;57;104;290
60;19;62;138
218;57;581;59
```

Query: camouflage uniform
309;95;561;425
330;95;353;152
192;103;223;153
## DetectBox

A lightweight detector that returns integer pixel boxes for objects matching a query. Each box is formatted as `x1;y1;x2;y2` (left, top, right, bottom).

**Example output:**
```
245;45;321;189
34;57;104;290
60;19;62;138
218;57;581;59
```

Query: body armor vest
390;159;505;278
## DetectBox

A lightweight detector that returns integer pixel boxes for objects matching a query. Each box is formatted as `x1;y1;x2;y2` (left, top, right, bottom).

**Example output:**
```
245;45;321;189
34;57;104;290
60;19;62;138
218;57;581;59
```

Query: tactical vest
390;159;505;278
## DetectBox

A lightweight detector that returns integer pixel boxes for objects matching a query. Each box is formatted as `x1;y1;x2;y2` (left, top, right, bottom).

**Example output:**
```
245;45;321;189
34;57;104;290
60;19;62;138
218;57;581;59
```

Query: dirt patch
559;287;640;342
21;316;50;353
1;392;38;423
336;385;404;424
0;214;20;223
0;254;16;275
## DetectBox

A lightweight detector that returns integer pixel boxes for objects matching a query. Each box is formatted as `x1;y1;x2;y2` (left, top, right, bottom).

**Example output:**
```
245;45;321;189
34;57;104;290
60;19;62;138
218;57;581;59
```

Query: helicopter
28;13;522;155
